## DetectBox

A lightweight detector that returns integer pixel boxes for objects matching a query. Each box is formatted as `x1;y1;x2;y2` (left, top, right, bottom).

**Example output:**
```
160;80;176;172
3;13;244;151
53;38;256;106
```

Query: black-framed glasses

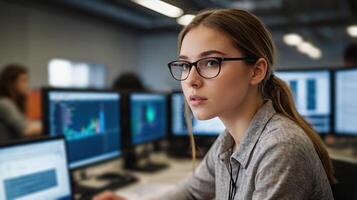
167;57;257;81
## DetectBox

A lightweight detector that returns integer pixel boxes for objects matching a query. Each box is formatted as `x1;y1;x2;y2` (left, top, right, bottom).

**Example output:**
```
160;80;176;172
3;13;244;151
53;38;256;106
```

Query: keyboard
74;173;138;200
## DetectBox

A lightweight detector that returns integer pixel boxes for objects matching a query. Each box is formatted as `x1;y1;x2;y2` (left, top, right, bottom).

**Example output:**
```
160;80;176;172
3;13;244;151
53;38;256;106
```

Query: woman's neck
219;92;264;147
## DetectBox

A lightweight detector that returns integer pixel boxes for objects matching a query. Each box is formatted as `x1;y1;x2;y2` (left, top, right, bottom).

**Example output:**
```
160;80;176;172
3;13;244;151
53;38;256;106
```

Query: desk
327;147;357;164
116;157;194;199
76;154;195;200
78;146;357;200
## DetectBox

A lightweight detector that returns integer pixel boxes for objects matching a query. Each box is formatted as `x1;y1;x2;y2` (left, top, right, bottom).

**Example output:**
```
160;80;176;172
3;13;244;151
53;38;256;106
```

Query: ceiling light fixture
177;14;195;26
131;0;183;18
347;25;357;37
283;33;303;46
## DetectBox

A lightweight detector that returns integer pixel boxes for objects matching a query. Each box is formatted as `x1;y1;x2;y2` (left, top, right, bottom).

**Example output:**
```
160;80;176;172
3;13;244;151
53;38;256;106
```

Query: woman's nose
184;66;203;88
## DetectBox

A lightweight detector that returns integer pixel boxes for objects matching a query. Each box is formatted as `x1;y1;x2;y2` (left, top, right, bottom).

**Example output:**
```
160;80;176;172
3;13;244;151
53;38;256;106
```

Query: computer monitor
275;69;331;134
334;67;357;135
129;93;167;145
42;89;121;169
171;92;225;136
0;137;72;200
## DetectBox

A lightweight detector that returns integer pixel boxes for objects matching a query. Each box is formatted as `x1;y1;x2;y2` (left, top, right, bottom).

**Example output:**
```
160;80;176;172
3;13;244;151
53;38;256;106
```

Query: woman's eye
181;63;190;70
206;60;219;67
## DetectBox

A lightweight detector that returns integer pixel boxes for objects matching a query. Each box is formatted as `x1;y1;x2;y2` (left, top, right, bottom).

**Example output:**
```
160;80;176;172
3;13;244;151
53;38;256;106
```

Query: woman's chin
193;112;216;121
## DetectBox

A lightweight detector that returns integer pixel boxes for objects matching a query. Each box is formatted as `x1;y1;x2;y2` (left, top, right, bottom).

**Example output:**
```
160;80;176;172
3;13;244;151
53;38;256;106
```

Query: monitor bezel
0;135;74;200
41;87;123;170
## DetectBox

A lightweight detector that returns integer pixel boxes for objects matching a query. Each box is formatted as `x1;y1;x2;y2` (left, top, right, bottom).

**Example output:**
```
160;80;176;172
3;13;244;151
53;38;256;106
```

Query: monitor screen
46;90;121;169
0;138;72;200
171;93;225;136
275;70;331;133
335;68;357;135
130;93;167;145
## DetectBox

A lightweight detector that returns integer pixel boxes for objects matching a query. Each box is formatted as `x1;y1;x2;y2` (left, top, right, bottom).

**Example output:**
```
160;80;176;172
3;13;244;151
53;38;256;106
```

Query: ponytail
263;75;336;184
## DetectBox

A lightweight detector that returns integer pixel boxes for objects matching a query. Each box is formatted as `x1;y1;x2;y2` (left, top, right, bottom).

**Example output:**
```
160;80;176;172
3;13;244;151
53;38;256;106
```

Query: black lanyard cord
228;161;240;200
228;162;233;200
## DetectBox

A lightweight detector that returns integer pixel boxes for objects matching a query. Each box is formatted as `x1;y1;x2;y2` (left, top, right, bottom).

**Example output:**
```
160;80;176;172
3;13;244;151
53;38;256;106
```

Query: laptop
0;136;73;200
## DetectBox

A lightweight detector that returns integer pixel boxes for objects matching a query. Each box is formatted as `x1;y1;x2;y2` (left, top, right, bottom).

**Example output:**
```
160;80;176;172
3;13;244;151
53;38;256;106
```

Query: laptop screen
0;138;72;200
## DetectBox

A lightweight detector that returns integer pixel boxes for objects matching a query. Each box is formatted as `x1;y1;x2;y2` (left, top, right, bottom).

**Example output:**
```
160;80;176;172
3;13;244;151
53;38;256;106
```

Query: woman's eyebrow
199;50;227;57
178;55;188;59
179;50;227;60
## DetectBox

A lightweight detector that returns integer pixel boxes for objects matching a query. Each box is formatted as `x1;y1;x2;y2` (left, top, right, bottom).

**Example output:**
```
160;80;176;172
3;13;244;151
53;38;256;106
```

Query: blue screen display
48;91;121;169
171;93;225;136
335;68;357;135
275;70;331;133
130;94;167;145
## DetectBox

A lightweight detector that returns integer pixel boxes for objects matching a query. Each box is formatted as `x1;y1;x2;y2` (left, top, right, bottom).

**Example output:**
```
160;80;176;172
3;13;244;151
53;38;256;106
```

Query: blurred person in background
112;72;148;92
0;64;42;142
344;43;357;67
112;72;165;155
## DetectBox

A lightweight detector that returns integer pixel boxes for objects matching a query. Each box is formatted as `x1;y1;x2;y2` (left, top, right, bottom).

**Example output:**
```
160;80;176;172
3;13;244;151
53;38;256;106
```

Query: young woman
93;8;335;200
0;64;42;141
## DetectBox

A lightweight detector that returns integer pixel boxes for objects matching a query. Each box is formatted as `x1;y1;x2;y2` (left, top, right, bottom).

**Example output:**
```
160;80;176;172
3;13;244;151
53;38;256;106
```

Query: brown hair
178;9;335;183
0;64;28;113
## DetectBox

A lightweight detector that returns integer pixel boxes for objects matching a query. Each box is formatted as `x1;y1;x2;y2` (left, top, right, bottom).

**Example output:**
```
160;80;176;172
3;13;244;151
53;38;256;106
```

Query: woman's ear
249;58;268;86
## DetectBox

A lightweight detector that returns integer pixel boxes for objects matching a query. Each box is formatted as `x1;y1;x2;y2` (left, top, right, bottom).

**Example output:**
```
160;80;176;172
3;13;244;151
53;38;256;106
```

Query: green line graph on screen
132;104;157;137
56;102;114;141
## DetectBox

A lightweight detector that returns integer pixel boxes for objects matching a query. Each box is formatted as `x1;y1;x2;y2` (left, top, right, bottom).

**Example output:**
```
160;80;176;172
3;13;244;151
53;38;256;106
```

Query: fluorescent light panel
131;0;183;18
347;25;357;37
283;33;322;59
297;42;322;59
177;14;195;26
283;33;303;46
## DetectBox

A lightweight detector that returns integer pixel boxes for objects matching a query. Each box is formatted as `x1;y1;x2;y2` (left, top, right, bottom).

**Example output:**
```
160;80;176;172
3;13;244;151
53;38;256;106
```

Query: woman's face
180;25;254;120
15;73;29;95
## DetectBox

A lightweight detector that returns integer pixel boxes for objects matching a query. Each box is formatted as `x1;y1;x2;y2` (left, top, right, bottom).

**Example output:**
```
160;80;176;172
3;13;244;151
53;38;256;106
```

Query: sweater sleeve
0;98;27;138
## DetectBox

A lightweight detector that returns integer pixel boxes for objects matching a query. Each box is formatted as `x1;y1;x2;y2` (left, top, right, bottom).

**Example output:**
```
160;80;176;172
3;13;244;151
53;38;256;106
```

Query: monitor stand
73;168;138;199
124;145;169;173
126;159;168;173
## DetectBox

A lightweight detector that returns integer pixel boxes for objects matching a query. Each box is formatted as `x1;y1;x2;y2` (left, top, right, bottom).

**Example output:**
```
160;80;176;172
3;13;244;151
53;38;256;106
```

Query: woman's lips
189;95;208;106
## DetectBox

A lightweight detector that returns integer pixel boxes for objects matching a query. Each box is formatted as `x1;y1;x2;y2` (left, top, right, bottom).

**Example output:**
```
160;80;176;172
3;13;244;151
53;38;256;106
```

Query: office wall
137;33;181;91
0;1;139;88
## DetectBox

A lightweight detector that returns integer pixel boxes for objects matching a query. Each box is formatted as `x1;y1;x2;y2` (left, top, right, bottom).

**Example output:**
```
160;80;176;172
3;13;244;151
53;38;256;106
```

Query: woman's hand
92;191;126;200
